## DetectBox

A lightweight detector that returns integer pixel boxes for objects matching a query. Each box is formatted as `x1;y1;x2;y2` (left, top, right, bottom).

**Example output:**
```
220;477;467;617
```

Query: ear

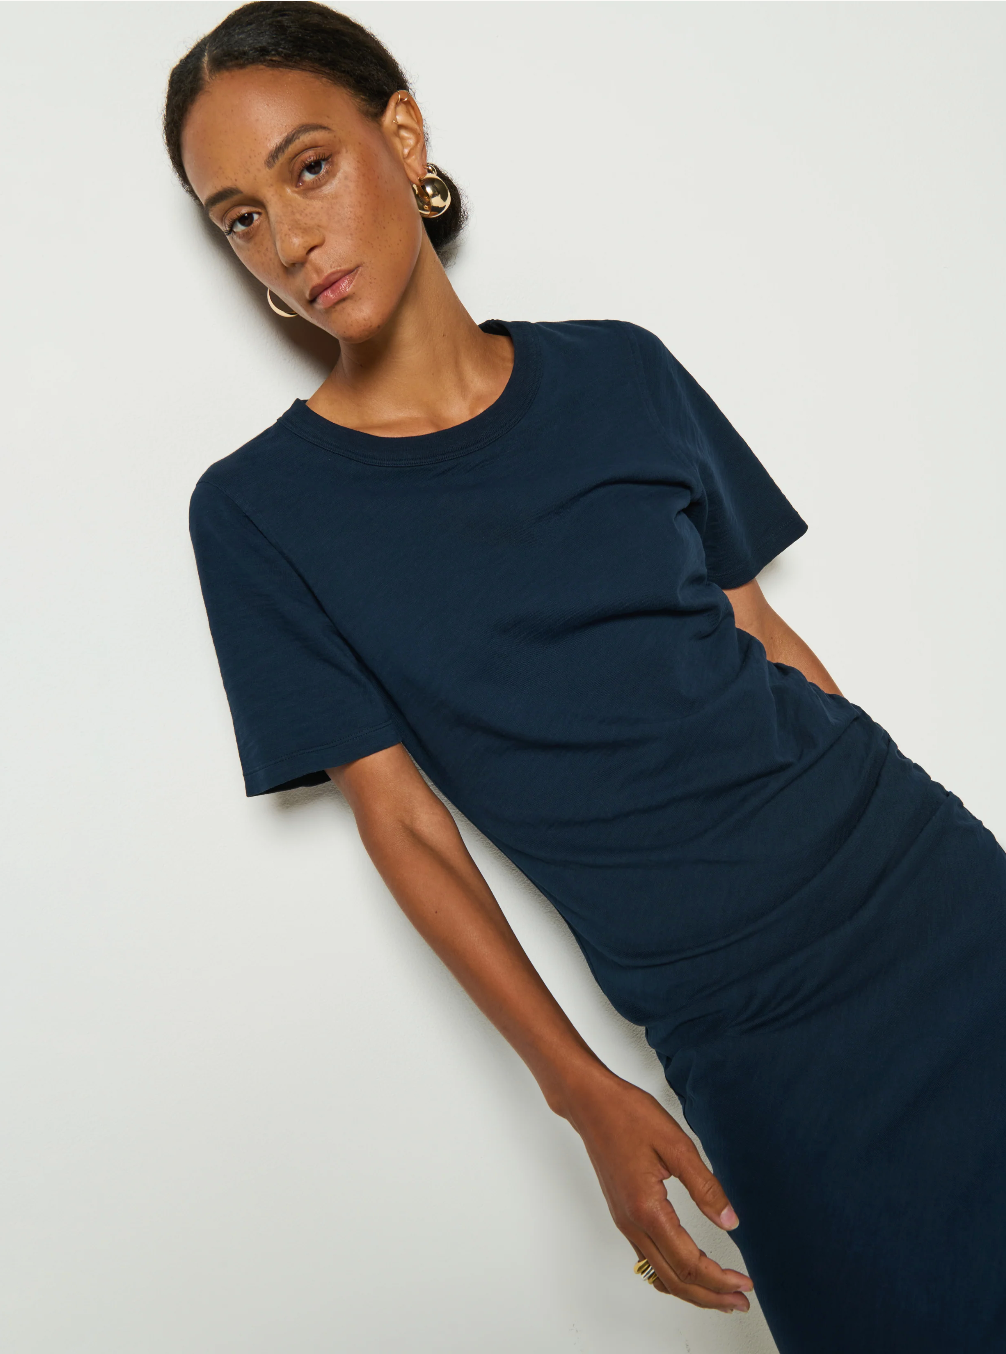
381;89;428;183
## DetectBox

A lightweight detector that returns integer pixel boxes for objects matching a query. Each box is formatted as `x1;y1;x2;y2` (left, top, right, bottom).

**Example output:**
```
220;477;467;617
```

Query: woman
166;4;1006;1349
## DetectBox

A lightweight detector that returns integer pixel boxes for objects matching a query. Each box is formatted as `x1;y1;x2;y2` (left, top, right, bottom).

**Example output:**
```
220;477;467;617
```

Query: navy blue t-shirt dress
190;318;1006;1353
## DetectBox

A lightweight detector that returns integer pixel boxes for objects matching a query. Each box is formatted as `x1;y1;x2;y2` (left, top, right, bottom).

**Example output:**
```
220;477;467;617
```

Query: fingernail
718;1206;739;1229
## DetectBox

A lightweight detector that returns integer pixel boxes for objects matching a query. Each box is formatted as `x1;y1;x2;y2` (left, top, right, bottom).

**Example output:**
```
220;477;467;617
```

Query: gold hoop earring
412;163;451;219
266;288;297;319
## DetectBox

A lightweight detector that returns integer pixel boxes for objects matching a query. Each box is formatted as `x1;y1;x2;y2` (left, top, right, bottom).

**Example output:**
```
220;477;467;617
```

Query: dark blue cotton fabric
190;319;1006;1352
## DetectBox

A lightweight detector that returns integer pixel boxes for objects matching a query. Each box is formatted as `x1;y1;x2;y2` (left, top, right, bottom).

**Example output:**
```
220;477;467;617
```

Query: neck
307;237;514;438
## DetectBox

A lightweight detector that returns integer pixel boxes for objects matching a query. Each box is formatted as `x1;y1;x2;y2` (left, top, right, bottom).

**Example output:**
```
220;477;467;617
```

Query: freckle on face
180;66;425;343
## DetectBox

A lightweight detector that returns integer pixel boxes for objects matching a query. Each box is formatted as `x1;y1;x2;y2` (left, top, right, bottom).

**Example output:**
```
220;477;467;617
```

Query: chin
322;295;403;346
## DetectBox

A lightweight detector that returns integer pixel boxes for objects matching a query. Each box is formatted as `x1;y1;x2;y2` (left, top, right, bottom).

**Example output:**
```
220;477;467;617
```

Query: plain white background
3;3;1004;1351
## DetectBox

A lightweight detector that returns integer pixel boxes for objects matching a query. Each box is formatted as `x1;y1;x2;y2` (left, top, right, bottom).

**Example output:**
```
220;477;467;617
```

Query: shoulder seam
191;473;343;631
616;321;706;480
191;414;290;491
191;474;276;543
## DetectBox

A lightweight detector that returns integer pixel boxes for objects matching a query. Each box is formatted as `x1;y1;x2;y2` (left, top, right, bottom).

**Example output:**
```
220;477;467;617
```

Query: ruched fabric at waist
499;711;951;1049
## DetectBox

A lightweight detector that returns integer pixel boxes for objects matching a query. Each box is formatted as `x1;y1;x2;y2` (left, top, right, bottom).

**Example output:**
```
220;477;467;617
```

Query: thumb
668;1137;740;1232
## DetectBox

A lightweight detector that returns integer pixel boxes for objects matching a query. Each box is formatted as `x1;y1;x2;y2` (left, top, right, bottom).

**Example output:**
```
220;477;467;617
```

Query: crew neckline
279;318;541;467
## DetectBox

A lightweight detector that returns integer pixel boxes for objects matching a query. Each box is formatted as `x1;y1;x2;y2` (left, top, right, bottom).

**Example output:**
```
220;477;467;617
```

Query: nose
271;205;324;271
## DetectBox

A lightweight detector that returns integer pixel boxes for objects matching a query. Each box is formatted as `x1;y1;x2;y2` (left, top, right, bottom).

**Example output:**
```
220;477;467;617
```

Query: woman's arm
723;578;843;696
327;744;754;1315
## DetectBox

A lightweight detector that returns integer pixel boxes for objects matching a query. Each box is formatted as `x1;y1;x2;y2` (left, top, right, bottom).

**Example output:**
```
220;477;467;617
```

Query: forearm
352;793;612;1115
329;758;752;1311
755;613;843;695
723;578;843;696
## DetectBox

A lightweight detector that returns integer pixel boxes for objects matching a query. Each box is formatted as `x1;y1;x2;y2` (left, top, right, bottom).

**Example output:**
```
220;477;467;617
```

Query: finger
651;1268;751;1313
630;1236;750;1313
625;1182;751;1293
646;1201;753;1295
667;1135;740;1232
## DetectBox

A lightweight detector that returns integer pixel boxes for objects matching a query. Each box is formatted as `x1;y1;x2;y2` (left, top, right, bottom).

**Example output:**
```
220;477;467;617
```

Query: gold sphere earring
266;288;297;319
412;163;451;219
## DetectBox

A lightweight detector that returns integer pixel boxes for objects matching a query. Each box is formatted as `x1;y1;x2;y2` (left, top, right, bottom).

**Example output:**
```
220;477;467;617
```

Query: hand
562;1070;753;1314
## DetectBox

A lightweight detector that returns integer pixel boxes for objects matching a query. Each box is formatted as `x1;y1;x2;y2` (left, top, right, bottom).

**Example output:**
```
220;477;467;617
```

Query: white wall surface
3;3;1004;1352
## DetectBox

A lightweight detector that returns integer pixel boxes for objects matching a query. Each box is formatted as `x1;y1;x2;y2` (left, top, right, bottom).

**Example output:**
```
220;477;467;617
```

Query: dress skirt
658;733;1006;1352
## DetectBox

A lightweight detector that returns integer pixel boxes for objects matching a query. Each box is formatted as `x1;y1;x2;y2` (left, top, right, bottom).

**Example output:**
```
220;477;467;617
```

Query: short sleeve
624;322;808;590
189;476;401;796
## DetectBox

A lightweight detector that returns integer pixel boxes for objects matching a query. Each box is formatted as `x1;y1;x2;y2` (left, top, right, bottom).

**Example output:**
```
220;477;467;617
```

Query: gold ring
633;1258;657;1283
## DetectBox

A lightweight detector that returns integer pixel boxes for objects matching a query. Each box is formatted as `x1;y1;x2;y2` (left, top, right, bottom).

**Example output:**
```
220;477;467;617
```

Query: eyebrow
202;124;333;214
264;122;332;169
204;185;241;214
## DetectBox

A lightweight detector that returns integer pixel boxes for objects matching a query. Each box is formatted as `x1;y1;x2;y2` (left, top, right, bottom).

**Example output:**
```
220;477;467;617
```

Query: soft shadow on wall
191;198;469;380
194;208;341;376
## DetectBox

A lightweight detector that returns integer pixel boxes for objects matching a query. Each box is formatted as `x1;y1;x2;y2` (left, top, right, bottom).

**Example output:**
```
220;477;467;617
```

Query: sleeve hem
243;720;402;796
707;515;809;591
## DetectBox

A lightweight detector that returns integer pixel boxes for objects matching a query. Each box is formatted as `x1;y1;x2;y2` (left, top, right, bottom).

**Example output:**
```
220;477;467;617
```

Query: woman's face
181;67;427;344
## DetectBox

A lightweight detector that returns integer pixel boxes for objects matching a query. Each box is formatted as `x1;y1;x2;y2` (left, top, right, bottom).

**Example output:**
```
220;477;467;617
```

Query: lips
308;266;361;308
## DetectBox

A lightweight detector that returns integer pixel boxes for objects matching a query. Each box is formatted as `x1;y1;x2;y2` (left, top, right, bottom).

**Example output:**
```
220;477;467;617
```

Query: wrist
539;1055;623;1122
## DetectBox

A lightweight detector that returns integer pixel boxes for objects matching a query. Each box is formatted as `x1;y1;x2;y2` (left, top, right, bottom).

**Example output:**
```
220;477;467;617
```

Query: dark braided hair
164;0;467;257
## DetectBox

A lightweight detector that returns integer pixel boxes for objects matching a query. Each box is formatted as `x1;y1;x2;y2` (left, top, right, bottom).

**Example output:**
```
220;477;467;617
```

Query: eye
299;156;329;184
224;210;258;238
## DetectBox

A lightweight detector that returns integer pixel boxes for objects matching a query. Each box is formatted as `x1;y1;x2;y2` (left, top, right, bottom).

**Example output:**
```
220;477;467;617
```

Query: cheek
346;158;423;281
228;238;275;287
